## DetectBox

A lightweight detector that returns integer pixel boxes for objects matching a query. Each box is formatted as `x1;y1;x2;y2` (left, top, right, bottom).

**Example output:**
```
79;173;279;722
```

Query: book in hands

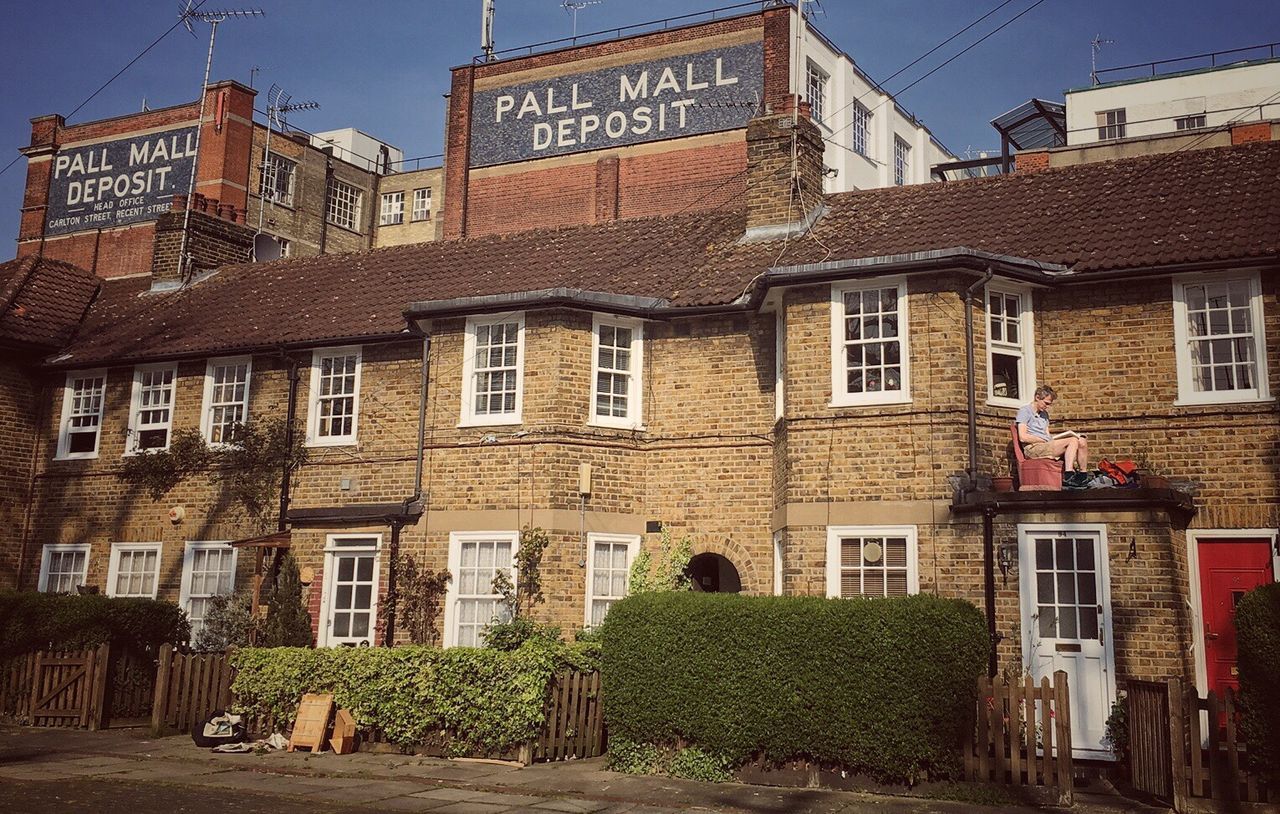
1052;430;1085;440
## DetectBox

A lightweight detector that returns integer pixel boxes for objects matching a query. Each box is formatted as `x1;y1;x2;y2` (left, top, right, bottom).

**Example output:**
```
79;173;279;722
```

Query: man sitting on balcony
1016;385;1088;472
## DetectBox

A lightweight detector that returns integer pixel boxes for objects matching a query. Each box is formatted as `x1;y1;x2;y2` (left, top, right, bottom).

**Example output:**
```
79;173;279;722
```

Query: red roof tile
0;256;99;351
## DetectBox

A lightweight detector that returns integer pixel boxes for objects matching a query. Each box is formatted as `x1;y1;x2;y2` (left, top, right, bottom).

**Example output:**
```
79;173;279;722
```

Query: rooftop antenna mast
562;0;604;39
1090;34;1115;85
176;1;265;284
481;0;496;61
257;83;320;232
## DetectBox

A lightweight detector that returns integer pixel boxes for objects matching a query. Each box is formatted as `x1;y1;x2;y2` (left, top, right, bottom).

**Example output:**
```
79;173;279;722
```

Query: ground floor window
321;536;380;647
38;543;90;594
446;532;517;647
180;542;236;637
585;534;638;627
107;543;162;599
825;526;918;598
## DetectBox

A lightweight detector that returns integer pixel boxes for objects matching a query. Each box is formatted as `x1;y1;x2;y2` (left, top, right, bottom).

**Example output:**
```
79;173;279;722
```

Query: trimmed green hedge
231;639;598;753
0;591;190;660
599;592;989;784
1237;582;1280;783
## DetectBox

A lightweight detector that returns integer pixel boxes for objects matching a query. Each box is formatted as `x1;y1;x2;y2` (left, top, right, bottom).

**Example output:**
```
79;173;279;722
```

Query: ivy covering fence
599;592;989;784
1237;582;1280;783
230;638;598;753
0;592;189;660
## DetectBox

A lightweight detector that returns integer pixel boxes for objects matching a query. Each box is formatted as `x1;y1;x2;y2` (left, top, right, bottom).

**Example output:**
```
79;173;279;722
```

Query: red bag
1098;459;1138;485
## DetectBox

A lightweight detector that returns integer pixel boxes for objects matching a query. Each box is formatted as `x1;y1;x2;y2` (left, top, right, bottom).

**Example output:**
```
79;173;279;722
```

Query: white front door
1019;524;1117;760
321;536;380;647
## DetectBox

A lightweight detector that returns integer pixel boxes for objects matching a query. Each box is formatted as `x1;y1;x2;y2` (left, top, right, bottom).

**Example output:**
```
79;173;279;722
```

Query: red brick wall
1015;150;1051;173
1230;122;1272;145
19;224;157;279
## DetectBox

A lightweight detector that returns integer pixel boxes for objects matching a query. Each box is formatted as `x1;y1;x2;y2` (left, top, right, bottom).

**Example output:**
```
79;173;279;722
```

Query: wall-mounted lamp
997;542;1018;585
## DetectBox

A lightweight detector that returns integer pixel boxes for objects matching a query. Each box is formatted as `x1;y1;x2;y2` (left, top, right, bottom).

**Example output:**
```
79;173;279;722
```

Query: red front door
1198;538;1274;695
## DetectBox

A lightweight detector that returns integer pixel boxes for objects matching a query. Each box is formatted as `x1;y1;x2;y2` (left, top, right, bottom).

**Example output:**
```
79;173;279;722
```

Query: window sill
324;220;363;236
458;414;522;428
306;436;359;448
54;452;99;462
829;394;912;409
588;418;645;432
986;397;1024;410
1174;394;1274;408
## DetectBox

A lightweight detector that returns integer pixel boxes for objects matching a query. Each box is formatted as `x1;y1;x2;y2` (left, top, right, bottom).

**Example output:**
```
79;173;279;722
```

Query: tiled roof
49;140;1280;367
0;256;99;351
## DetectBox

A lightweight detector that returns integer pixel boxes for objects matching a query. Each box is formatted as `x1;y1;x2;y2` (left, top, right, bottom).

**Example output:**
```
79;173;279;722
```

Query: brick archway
689;537;759;593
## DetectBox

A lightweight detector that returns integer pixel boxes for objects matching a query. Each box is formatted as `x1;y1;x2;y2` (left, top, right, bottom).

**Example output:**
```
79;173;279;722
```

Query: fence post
87;642;110;730
1053;670;1074;807
1167;678;1187;812
149;644;173;736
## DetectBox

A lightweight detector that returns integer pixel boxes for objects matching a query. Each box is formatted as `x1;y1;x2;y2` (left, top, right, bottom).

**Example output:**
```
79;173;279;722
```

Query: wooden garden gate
23;646;109;729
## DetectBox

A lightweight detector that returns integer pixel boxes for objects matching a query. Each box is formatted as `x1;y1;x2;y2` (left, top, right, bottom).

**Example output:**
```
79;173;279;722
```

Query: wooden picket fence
963;671;1074;805
0;646;111;729
1128;678;1272;810
149;645;235;735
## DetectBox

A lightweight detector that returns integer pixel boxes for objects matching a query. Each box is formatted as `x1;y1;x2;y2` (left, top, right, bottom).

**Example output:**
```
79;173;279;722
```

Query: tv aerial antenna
257;84;320;232
562;0;604;38
176;0;265;283
1090;34;1115;85
482;0;496;61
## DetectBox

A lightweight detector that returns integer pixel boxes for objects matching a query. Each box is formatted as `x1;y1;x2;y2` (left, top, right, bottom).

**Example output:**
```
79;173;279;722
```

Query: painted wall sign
469;41;763;167
44;125;198;236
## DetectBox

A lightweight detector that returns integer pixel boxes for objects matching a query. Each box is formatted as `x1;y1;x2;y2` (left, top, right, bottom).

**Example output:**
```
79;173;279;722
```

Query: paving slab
411;787;485;802
430;803;513;814
304;779;434;803
469;791;548;806
374;796;454;812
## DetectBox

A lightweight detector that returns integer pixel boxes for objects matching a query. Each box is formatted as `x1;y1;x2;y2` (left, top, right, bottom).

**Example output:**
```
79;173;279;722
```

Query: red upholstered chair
1011;423;1063;491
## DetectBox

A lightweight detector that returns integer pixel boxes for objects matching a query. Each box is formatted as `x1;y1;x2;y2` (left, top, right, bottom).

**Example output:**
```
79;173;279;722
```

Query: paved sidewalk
0;726;1162;813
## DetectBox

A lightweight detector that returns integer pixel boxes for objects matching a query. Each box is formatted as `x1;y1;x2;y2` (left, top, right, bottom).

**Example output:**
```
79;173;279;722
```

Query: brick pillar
442;65;476;240
15;114;65;255
594;157;620;223
745;101;824;232
1230;122;1273;145
149;204;254;286
762;5;792;112
307;563;323;646
193;80;257;210
1015;150;1051;173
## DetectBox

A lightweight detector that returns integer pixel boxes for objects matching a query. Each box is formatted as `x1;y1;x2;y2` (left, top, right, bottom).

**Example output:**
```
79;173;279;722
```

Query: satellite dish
253;233;283;262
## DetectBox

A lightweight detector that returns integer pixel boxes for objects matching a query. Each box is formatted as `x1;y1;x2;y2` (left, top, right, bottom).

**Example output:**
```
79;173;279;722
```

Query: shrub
260;554;312;647
1237;582;1280;782
628;529;692;594
194;589;256;652
599;592;989;785
482;618;562;651
0;592;190;659
231;637;599;752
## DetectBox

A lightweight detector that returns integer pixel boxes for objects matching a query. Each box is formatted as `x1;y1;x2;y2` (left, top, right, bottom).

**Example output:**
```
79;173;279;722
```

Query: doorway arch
687;552;741;593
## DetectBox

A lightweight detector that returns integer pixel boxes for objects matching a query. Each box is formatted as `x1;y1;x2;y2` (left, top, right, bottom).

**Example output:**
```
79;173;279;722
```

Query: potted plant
1132;454;1170;490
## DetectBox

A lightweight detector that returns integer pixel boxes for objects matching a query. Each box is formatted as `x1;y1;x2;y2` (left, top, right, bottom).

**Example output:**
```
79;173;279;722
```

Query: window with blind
826;526;918;598
585;534;636;627
38;544;90;593
447;533;516;647
180;543;236;636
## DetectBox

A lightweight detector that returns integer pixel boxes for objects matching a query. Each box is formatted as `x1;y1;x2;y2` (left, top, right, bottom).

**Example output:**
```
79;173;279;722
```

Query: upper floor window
1097;108;1126;140
806;62;828;125
825;526;918;598
1175;114;1206;131
56;371;106;460
326;178;363;231
258;155;296;207
107;542;162;599
462;314;524;426
411;188;432;222
38;543;90;593
202;357;251;445
591;316;643;429
893;137;911;185
986;284;1036;408
308;347;361;445
851;101;872;157
831;279;910;407
127;365;177;453
1172;273;1270;405
379;191;404;226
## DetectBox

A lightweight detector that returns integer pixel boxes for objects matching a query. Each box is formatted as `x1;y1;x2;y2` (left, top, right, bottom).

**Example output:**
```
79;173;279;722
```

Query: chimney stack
149;202;254;289
744;96;825;236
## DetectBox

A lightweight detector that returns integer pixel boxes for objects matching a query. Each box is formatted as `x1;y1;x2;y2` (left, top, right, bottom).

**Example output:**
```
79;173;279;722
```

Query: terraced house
2;100;1277;762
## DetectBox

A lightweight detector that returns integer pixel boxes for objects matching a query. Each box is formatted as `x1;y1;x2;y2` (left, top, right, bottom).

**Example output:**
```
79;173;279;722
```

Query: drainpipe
412;329;431;502
319;158;333;254
386;328;431;647
983;505;999;678
384;518;403;647
963;267;994;487
277;355;301;533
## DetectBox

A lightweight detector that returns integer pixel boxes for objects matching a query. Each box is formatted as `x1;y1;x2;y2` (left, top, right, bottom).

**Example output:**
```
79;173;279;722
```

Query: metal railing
1092;40;1280;85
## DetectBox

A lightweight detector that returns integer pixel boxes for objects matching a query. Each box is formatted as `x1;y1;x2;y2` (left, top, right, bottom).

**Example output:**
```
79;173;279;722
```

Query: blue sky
2;1;1277;251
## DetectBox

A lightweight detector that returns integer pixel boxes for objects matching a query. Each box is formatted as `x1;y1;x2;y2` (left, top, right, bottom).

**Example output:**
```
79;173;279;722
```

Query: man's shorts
1023;441;1057;459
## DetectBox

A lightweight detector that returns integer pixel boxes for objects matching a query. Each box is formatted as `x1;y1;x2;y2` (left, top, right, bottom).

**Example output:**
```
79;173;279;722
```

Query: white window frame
444;531;519;648
589;315;644;429
830;278;911;407
825;525;919;598
584;533;640;627
307;346;362;446
460;313;525;427
126;364;178;455
893;136;911;185
773;531;784;596
56;370;108;460
1097;108;1126;140
318;534;381;647
106;542;163;599
411;187;432;222
1172;272;1271;406
37;543;90;593
774;309;785;421
326;178;363;231
985;282;1037;409
259;155;296;207
805;61;828;126
200;356;252;447
178;541;237;637
379;191;405;226
851;100;872;157
1175;114;1206;131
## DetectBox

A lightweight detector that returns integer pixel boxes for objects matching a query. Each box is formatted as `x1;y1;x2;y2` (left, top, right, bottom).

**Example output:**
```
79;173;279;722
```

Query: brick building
2;99;1278;762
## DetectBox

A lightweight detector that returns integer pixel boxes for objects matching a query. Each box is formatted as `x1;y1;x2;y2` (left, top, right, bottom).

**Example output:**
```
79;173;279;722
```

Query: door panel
327;551;377;646
1198;538;1273;696
1021;528;1116;759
